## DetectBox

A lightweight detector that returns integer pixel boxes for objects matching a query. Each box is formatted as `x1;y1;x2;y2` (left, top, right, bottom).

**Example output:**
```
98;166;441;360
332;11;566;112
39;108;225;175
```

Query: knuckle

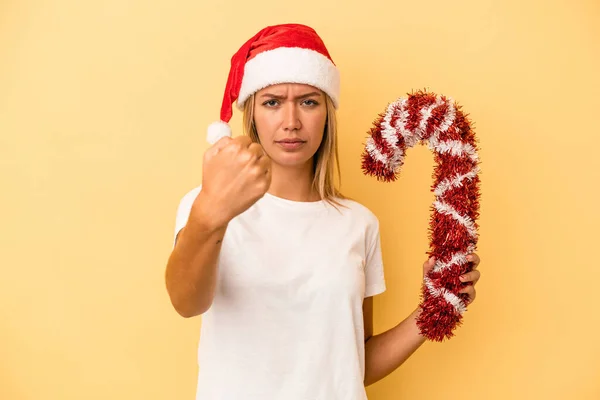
248;142;261;151
227;141;242;152
236;136;251;146
243;148;255;158
254;144;268;158
248;164;265;178
252;165;263;176
241;149;256;162
216;136;231;147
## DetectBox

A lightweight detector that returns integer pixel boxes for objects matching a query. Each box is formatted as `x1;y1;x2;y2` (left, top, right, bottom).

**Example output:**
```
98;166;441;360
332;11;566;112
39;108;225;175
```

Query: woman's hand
422;253;481;305
196;136;272;229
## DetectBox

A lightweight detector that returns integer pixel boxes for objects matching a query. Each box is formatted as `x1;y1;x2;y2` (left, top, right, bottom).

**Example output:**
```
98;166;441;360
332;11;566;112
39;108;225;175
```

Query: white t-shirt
173;186;386;400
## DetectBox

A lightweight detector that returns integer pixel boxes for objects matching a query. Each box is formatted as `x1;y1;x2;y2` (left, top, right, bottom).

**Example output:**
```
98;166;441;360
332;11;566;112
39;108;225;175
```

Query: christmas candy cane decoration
361;90;481;342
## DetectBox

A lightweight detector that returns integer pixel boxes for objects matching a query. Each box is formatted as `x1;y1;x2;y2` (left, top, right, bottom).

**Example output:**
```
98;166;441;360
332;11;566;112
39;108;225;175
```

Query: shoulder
172;185;202;245
177;185;202;208
334;197;380;229
174;185;202;222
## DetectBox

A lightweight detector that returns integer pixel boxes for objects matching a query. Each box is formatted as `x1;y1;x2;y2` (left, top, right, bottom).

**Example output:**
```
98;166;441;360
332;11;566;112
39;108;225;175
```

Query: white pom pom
207;121;232;145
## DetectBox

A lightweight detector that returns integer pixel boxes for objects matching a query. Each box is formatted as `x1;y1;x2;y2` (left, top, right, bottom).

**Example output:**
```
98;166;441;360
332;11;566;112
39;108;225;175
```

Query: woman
165;23;481;400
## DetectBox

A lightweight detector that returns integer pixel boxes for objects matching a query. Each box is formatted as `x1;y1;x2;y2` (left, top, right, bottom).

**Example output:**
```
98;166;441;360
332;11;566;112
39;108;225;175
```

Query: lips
276;139;306;143
275;138;306;150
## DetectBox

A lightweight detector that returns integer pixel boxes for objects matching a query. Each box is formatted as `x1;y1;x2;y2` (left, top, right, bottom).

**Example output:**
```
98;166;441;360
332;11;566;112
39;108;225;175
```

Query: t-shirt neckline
263;192;330;211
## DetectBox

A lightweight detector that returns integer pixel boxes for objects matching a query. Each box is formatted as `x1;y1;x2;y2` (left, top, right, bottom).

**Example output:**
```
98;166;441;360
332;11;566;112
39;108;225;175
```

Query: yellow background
1;0;599;399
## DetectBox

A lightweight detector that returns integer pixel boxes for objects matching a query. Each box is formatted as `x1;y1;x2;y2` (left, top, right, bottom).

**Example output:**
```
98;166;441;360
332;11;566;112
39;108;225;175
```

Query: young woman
165;23;481;400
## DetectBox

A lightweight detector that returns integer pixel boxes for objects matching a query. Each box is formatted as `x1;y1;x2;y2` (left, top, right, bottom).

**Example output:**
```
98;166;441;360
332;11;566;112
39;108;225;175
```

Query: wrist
411;307;427;340
411;306;423;320
189;192;231;233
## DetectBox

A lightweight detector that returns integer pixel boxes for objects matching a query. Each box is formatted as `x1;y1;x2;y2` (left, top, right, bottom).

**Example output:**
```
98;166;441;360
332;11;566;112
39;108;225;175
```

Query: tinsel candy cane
361;90;481;342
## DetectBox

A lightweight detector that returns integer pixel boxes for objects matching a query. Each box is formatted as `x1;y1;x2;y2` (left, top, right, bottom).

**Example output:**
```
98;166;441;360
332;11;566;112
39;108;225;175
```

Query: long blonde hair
243;93;346;207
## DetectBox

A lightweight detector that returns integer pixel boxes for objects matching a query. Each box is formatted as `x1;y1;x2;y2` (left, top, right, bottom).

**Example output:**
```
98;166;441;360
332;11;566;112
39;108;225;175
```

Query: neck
267;160;320;202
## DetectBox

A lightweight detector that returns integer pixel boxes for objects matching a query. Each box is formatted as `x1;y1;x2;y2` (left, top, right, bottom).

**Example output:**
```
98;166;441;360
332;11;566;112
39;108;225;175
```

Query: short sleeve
173;186;202;247
364;217;386;298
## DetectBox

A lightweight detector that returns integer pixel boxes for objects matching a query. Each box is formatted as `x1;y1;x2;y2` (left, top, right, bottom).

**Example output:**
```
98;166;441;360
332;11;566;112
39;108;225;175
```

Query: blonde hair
243;93;346;208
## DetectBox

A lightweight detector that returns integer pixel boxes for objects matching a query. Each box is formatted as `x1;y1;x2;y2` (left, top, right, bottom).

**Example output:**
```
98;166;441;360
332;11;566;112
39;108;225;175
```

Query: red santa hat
207;23;341;144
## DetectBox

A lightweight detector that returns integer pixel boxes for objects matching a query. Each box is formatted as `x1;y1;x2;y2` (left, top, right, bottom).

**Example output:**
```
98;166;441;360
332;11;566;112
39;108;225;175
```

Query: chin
271;152;314;169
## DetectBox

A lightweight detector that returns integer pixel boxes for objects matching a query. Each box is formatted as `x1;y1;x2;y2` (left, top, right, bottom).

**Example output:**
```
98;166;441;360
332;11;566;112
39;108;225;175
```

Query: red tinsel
361;90;481;342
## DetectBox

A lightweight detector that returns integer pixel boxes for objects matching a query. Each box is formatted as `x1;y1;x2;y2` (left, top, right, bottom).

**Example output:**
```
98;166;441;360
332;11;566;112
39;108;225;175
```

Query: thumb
423;256;436;275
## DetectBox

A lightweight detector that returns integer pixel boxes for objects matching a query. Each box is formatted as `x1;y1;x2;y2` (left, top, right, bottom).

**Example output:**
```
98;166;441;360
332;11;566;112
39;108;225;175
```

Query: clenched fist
192;135;272;229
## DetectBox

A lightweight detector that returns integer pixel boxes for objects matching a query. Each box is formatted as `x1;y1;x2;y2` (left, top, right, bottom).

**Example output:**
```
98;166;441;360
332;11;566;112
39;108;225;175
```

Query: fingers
210;136;262;165
254;152;271;192
248;142;266;159
467;253;480;268
422;256;436;275
233;135;253;148
459;269;481;284
459;261;480;304
459;285;476;304
227;137;262;161
263;162;272;185
213;135;233;150
257;152;271;170
205;136;233;158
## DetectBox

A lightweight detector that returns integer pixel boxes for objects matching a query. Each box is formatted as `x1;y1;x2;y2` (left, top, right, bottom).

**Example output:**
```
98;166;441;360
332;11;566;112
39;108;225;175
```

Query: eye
262;99;280;107
302;99;319;107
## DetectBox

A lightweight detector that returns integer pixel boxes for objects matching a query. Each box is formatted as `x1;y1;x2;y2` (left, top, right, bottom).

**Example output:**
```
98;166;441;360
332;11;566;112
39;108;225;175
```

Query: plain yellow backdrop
1;0;599;399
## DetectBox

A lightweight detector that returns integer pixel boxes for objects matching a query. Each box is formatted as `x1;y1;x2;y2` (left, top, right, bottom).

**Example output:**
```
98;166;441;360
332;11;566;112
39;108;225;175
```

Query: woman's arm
363;254;481;386
165;136;272;318
165;194;228;318
363;301;425;386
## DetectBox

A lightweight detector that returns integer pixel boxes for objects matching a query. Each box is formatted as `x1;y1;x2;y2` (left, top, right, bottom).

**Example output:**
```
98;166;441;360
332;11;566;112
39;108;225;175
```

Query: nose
283;103;301;131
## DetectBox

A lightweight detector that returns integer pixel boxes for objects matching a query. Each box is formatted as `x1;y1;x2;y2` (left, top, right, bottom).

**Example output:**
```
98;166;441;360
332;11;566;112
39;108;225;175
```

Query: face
253;83;327;169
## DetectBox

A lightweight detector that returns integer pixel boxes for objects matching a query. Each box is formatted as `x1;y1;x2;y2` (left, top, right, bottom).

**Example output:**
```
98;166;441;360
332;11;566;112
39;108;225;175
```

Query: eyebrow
259;91;322;100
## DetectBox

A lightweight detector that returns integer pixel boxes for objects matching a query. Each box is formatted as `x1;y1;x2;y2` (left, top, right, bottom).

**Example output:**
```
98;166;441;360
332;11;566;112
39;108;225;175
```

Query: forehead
256;83;322;96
